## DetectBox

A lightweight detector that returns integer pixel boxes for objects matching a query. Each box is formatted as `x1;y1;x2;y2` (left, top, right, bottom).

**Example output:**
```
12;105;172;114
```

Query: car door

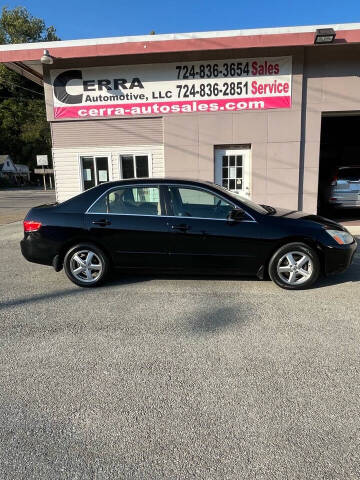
164;184;263;274
85;184;171;268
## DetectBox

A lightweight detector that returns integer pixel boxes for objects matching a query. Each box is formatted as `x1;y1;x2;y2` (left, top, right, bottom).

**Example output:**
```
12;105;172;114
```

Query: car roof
57;178;223;211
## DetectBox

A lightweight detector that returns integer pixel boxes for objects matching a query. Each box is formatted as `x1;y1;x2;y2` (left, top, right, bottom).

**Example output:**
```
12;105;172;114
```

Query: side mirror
227;208;247;222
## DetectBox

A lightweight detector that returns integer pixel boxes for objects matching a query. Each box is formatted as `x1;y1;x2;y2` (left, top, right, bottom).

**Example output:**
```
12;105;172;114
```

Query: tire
64;243;109;288
268;242;320;290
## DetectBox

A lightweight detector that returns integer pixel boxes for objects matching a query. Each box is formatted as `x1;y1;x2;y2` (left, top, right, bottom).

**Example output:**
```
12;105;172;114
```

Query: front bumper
323;239;358;275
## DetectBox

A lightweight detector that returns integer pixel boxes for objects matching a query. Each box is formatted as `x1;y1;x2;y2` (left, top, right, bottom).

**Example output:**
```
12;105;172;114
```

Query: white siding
52;145;165;203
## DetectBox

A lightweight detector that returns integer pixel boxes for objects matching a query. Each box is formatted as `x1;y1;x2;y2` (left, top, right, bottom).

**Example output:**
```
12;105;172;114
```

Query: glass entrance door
214;148;251;197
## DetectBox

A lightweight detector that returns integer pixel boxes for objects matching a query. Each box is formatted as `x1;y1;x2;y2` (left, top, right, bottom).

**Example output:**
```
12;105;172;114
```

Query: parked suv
328;166;360;209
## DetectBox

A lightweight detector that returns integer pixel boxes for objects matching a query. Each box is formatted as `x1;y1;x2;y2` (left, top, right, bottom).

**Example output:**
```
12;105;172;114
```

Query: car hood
269;207;346;230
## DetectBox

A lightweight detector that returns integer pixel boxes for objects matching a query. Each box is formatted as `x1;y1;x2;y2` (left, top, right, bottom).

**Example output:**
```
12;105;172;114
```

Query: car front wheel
64;244;109;287
268;242;320;290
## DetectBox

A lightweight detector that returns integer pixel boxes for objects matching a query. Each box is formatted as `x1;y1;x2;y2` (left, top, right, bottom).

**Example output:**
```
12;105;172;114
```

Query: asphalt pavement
0;188;56;225
0;221;360;479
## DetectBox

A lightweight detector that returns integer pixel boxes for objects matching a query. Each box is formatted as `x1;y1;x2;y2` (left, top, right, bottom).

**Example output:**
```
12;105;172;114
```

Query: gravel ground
0;222;360;479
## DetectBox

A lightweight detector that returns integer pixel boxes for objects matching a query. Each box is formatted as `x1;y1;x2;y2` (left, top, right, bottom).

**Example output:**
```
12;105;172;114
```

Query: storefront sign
51;56;292;119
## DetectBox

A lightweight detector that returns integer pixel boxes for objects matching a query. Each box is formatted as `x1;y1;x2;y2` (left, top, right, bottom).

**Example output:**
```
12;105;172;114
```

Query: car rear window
338;168;360;181
88;186;161;215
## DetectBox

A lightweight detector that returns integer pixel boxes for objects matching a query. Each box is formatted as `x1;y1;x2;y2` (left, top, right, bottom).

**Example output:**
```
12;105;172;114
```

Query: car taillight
24;220;42;232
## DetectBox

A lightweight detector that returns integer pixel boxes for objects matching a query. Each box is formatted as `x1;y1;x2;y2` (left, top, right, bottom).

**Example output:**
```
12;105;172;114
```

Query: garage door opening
318;114;360;225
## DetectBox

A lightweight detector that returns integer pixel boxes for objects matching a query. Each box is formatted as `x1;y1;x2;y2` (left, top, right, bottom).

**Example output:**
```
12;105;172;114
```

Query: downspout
298;46;307;211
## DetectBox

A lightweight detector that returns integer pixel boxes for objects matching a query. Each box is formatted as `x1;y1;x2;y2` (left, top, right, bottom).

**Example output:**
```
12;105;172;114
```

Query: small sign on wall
98;170;108;182
84;169;92;181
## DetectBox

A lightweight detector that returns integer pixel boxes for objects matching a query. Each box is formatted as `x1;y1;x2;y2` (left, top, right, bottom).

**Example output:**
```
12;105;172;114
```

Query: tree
0;6;59;44
0;7;59;169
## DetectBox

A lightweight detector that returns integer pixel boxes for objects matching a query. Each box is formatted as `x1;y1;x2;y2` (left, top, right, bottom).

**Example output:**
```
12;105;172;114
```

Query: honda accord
21;179;357;290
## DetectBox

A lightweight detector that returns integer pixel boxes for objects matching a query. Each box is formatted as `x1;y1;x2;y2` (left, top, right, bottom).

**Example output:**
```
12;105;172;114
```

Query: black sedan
21;178;357;290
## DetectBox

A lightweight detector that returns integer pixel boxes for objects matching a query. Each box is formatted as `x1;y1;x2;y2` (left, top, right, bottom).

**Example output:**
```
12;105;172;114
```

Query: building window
81;156;109;190
120;154;150;179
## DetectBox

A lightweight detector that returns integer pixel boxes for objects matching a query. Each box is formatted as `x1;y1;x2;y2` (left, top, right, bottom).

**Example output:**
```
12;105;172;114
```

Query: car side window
88;186;161;215
168;186;233;219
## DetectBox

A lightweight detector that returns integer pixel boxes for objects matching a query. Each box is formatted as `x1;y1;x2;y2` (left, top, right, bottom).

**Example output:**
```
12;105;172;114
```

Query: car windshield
214;184;268;214
338;168;360;181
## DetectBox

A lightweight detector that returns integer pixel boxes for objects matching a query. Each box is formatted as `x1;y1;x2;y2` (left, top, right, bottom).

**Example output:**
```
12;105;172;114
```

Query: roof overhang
1;22;360;82
4;61;43;85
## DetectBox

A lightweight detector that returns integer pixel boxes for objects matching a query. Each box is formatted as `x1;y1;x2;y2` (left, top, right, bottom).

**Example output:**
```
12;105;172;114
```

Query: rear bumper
20;234;55;266
323;239;358;275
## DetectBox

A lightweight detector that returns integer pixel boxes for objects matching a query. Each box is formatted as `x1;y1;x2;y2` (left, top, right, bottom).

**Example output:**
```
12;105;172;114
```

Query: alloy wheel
69;249;103;283
276;251;313;286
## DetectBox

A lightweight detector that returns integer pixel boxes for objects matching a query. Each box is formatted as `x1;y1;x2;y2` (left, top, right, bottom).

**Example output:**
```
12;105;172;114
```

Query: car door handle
171;224;190;232
92;219;111;227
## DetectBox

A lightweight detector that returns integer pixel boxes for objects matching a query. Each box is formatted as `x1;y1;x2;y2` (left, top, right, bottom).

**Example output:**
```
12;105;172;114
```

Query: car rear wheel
64;244;109;287
268;242;320;290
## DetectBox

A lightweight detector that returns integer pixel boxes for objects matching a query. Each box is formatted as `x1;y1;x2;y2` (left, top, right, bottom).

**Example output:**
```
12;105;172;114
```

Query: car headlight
325;229;354;245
